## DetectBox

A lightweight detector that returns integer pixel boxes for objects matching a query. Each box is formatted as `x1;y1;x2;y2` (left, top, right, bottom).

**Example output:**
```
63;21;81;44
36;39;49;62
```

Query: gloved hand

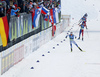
18;7;21;10
65;36;67;38
75;36;77;39
86;27;88;29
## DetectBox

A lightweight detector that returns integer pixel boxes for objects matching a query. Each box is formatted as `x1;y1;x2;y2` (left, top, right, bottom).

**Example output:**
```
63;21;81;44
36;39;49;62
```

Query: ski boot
71;48;72;52
82;38;84;41
78;37;80;40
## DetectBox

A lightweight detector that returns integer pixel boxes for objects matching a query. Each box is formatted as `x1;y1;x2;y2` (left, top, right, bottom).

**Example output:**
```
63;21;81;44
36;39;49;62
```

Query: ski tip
82;51;85;52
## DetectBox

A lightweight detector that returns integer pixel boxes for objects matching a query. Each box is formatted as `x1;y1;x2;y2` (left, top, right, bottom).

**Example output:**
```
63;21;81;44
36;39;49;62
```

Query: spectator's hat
33;2;37;5
30;1;33;4
0;3;2;6
12;5;15;8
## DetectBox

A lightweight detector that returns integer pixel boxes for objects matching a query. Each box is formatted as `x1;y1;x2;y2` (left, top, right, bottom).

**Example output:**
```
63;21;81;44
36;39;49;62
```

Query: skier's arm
78;20;82;26
85;22;88;29
78;24;81;27
78;18;83;25
65;35;69;38
78;20;82;25
85;18;88;29
74;35;77;39
12;9;19;12
86;25;88;29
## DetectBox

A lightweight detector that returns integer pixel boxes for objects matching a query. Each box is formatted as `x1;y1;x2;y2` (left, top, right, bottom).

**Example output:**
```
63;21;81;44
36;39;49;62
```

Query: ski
82;50;85;52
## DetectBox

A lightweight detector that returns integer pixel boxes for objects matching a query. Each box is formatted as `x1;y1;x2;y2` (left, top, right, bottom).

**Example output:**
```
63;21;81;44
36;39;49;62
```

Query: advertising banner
17;17;21;37
14;45;24;65
23;15;27;35
32;35;36;52
28;14;32;32
13;17;17;39
21;15;24;36
9;21;12;41
24;40;32;58
1;48;14;75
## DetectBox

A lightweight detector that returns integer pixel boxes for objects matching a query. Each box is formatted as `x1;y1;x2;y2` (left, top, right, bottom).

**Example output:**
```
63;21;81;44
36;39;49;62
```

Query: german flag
0;16;9;47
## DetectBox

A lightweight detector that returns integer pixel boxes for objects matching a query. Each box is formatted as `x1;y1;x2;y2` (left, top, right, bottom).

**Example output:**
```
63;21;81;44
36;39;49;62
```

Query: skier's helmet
70;32;73;35
84;13;88;17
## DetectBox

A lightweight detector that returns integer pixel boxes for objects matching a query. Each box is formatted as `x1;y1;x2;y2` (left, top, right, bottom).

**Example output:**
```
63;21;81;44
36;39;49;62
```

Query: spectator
6;6;11;23
24;1;29;13
5;0;10;11
11;5;19;16
1;0;10;11
28;1;33;11
33;2;37;10
38;0;44;7
17;0;23;13
49;0;54;9
0;2;5;17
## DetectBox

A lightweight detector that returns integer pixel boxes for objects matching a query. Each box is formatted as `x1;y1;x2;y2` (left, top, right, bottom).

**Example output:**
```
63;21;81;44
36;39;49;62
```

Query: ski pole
66;21;79;34
86;29;89;37
74;26;80;34
72;21;79;27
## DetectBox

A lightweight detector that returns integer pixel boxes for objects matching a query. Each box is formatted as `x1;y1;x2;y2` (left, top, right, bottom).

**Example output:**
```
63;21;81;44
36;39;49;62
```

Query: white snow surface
1;0;100;77
61;0;100;31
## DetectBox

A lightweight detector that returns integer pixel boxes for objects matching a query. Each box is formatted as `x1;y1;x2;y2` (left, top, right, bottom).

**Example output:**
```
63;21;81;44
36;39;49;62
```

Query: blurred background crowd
0;0;61;17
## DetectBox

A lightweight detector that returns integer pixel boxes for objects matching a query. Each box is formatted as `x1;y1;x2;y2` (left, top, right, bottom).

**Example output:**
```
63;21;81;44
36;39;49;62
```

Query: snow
1;0;100;77
61;0;100;31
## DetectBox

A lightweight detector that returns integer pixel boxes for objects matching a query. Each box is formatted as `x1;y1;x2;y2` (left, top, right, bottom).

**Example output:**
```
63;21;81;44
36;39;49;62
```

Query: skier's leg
82;29;84;40
73;41;83;51
78;47;83;51
70;41;72;52
72;41;79;47
78;29;82;39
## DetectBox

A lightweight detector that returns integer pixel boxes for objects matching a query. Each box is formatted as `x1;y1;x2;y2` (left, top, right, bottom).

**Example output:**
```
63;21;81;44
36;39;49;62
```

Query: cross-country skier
65;32;83;52
79;13;88;25
78;21;88;41
78;13;88;40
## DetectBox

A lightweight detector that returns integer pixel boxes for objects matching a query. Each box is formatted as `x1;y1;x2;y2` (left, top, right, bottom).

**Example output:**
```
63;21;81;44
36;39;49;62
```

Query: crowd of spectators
0;1;6;17
0;0;61;46
0;0;61;23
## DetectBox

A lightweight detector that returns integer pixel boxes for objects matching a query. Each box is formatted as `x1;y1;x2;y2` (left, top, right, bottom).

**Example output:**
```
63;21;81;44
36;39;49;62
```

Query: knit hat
33;2;37;5
12;5;15;8
0;3;2;6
